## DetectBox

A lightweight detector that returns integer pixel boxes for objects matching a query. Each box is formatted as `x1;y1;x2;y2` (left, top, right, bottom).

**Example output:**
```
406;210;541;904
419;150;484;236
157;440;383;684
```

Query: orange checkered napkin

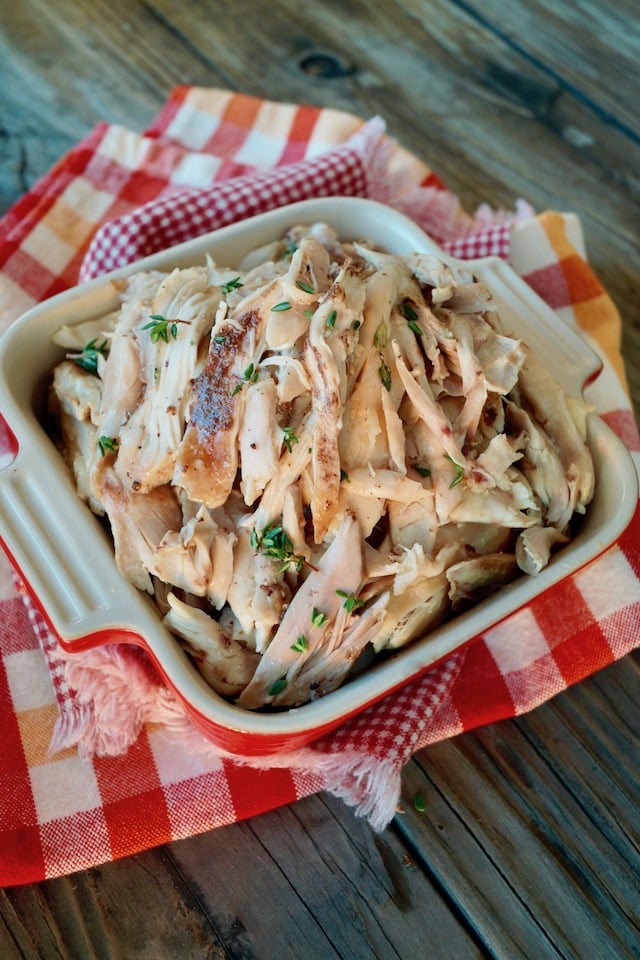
0;88;638;887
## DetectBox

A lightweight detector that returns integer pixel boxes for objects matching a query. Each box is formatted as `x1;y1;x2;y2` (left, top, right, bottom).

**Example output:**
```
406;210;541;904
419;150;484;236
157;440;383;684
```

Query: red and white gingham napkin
1;87;638;887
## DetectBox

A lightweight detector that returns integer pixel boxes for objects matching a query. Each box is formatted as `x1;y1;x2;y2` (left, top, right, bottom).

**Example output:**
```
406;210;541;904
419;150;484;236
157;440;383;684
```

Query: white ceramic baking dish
0;198;637;755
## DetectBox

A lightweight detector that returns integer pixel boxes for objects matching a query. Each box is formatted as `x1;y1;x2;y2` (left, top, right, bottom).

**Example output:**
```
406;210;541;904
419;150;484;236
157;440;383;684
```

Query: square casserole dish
0;197;637;755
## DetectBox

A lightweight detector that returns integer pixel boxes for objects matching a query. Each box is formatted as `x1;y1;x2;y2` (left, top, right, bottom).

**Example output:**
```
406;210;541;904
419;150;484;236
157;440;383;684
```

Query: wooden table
1;2;639;957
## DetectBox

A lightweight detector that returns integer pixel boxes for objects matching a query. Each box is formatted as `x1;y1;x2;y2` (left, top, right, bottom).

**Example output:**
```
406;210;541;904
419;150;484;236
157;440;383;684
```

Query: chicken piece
49;361;104;514
115;266;221;493
345;467;427;504
93;465;182;593
505;401;573;529
446;553;519;611
373;575;450;651
391;342;467;467
238;378;280;505
304;311;343;543
403;252;461;302
245;409;314;534
151;505;236;609
163;594;259;698
516;525;569;576
226;525;291;654
288;593;389;702
175;308;264;507
387;494;439;554
236;512;366;708
515;350;594;512
97;272;161;440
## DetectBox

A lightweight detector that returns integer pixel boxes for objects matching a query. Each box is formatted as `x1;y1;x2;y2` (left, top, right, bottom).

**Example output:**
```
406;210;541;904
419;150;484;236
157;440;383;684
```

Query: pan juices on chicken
49;222;594;709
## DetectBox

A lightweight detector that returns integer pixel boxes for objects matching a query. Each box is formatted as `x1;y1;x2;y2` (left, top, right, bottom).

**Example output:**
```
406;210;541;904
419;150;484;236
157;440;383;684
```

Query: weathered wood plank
395;659;640;959
170;792;487;960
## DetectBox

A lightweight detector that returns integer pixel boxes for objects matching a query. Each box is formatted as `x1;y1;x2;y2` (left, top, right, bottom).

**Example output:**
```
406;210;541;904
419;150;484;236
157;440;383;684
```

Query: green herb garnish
142;314;188;343
444;454;464;488
352;319;361;331
98;435;119;456
251;523;305;573
296;280;315;294
336;589;365;614
291;635;308;653
326;309;337;329
213;334;226;344
340;469;350;482
373;323;388;349
268;677;288;696
401;302;422;336
378;360;392;392
271;301;292;312
311;608;326;628
221;276;243;294
282;425;299;453
69;338;108;374
414;465;431;478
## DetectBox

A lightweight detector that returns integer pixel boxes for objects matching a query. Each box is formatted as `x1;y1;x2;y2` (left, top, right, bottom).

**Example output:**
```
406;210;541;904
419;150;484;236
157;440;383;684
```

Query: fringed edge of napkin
25;586;463;831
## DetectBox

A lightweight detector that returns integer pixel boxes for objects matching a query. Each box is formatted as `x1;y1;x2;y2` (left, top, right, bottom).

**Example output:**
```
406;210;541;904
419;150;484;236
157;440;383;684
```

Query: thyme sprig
311;608;327;628
444;453;464;488
291;635;308;653
68;338;109;375
251;523;306;573
221;276;243;295
142;314;189;343
336;589;365;614
268;676;288;697
98;435;119;457
282;425;299;453
400;301;422;337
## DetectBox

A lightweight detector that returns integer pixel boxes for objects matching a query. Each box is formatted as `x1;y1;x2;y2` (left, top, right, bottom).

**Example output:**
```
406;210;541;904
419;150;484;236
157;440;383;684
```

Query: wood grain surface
1;1;639;958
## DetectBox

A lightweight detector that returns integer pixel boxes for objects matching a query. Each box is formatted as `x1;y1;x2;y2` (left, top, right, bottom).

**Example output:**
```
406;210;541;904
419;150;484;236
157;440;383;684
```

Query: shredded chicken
49;222;595;709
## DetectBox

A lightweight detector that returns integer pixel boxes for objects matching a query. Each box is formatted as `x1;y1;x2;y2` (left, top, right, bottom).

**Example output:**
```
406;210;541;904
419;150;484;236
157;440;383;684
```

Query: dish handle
0;438;155;649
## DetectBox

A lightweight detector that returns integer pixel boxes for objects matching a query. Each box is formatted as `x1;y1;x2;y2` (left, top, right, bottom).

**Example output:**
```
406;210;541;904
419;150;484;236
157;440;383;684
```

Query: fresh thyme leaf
98;435;119;456
296;280;315;294
304;309;314;319
231;383;243;396
242;362;258;383
373;323;388;349
271;301;292;312
252;523;305;572
352;319;361;331
311;608;326;628
336;589;365;614
291;635;308;653
142;314;186;343
413;792;426;813
340;469;350;482
281;239;298;259
69;337;108;374
213;335;226;344
399;303;422;335
326;309;337;329
268;677;288;696
378;360;392;392
282;425;299;453
221;276;243;294
444;453;464;488
414;465;431;477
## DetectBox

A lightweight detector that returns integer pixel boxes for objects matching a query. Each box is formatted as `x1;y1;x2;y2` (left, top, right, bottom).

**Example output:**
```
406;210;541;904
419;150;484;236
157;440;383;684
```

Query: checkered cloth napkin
1;87;638;887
